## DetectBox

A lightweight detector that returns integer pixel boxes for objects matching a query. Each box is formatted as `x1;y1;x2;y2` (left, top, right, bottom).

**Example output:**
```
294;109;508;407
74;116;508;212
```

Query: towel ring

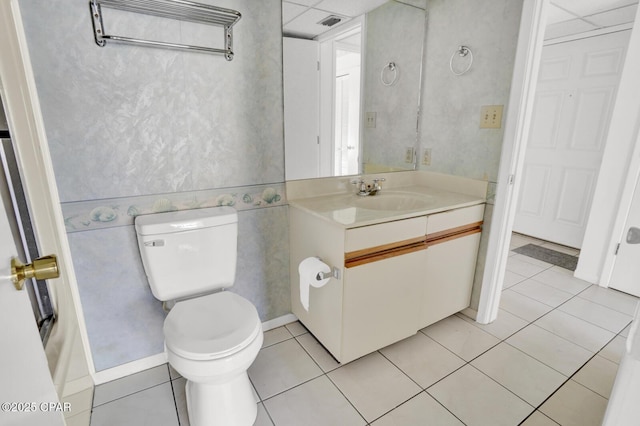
381;62;398;86
449;45;473;76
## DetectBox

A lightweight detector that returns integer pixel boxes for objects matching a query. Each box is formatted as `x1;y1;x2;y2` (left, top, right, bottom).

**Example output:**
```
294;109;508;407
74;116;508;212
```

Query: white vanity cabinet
289;201;484;364
420;204;484;328
341;217;428;362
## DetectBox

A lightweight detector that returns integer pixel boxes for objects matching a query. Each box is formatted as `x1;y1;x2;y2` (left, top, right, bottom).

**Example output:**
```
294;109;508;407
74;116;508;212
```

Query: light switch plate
422;148;432;165
365;112;377;128
480;105;503;129
404;147;415;163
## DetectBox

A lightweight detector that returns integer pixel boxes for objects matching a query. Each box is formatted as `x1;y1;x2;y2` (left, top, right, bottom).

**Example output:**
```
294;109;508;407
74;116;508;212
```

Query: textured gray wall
16;0;525;371
363;1;426;170
18;0;289;371
418;0;524;310
419;0;523;182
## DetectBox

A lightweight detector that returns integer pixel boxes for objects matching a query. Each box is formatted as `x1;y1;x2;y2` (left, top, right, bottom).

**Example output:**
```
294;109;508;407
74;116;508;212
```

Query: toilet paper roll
299;257;331;311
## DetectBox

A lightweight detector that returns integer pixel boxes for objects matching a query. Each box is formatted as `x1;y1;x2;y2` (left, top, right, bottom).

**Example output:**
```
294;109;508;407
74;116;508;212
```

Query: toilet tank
135;206;238;301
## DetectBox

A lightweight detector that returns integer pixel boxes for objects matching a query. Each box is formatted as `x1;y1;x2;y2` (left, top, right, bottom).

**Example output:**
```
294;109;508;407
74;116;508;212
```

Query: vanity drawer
426;204;484;235
345;216;427;253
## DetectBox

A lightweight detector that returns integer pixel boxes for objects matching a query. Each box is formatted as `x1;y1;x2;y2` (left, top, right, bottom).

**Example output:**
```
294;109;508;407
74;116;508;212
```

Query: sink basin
354;192;434;211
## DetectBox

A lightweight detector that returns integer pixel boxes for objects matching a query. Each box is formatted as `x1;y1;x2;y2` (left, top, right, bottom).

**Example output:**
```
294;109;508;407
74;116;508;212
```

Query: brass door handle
11;255;60;291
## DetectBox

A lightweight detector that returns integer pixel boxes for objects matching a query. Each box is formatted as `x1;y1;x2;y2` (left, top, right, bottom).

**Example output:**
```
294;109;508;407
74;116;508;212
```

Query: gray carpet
513;243;578;271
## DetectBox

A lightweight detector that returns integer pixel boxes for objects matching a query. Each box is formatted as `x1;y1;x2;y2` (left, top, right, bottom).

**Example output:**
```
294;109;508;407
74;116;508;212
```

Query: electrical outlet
365;112;377;128
422;148;432;165
480;105;503;129
405;147;415;163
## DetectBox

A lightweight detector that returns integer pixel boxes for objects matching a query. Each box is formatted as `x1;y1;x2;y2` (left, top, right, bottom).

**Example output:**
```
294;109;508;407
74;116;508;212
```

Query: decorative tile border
61;183;286;233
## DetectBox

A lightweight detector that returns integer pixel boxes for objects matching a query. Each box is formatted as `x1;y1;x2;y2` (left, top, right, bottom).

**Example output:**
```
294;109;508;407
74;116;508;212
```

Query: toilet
135;206;263;426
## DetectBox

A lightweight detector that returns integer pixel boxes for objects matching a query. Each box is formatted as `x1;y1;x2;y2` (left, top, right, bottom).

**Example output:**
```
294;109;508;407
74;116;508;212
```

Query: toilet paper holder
315;263;341;281
316;268;340;281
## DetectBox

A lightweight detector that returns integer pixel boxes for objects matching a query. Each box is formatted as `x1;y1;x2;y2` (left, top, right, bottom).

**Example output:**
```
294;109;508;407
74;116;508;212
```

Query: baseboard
262;313;298;331
62;374;94;398
92;313;299;385
460;307;478;321
93;353;167;385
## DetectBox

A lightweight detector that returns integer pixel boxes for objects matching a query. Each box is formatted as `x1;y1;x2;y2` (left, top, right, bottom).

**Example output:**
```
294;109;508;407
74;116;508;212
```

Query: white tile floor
89;233;638;426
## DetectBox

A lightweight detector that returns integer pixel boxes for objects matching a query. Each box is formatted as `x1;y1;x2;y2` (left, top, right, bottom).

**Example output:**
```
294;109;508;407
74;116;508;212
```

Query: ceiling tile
551;0;637;17
283;2;309;25
545;18;599;39
314;0;387;18
286;0;323;7
398;0;428;9
586;4;638;26
547;3;580;24
284;8;351;38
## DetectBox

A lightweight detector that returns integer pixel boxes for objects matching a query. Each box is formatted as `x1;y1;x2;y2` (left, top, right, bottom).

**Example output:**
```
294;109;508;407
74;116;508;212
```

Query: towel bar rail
89;0;241;60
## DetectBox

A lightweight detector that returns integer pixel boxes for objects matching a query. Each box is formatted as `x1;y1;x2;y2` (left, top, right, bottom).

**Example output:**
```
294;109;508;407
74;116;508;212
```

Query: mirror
283;0;427;180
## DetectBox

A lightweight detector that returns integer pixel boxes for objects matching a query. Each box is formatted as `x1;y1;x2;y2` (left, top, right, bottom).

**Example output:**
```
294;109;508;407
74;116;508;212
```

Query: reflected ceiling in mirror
282;0;427;180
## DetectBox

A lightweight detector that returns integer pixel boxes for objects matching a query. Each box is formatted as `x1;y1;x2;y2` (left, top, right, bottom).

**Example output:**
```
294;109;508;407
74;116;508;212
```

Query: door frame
477;0;640;323
599;102;640;287
0;0;93;411
585;8;640;288
317;16;365;177
476;0;549;324
512;29;631;249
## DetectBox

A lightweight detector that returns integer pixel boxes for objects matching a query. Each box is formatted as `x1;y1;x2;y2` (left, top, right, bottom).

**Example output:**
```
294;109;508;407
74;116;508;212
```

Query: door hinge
615;243;620;255
508;174;515;185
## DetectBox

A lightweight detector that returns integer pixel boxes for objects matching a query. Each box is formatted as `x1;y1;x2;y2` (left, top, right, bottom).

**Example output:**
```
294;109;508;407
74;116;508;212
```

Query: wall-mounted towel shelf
89;0;242;60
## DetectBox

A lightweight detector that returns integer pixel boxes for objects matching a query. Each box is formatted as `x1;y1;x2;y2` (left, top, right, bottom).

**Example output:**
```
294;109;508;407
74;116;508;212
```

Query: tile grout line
374;349;468;424
260;332;370;425
518;409;561;425
425;278;616;425
168;372;183;426
92;378;173;409
504;276;626;425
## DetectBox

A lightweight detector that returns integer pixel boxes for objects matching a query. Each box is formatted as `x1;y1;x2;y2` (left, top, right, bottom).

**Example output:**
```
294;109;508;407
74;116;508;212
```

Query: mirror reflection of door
319;21;363;178
333;37;361;176
282;21;363;180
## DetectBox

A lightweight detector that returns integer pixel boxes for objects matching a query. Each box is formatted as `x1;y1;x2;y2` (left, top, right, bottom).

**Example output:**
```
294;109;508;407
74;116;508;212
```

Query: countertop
288;185;485;228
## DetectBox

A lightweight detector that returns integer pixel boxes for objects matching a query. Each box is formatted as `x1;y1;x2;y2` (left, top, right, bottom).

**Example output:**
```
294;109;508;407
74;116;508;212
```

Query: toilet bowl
134;207;263;426
165;292;263;426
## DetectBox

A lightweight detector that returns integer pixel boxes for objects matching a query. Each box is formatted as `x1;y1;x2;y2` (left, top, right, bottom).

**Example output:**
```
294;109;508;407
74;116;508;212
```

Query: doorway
608;169;640;297
478;0;640;324
513;29;631;249
0;2;94;420
0;119;56;343
318;19;364;177
332;33;362;176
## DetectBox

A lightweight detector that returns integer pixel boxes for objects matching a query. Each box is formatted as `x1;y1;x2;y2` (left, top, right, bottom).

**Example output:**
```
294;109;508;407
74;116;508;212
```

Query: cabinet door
341;250;427;363
420;204;484;329
420;232;481;329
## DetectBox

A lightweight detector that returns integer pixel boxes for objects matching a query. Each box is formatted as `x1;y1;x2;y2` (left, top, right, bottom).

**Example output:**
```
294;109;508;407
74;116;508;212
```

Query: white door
283;37;320;180
514;30;631;248
609;177;640;297
333;45;361;176
0;187;64;425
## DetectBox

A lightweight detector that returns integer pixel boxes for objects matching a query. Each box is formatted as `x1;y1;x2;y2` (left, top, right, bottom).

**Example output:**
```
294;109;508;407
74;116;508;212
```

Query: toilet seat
164;291;261;361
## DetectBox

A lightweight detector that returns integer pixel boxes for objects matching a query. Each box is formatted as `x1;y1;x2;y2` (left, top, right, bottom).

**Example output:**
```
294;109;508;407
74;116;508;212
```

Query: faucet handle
350;177;369;195
372;178;386;183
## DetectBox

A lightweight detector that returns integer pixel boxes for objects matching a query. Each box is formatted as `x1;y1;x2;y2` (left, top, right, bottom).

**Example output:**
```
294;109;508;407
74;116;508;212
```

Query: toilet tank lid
135;206;237;236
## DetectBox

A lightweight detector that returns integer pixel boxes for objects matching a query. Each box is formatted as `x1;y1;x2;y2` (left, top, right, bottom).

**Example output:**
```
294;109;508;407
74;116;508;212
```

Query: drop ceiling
282;0;638;41
282;0;389;39
547;0;638;39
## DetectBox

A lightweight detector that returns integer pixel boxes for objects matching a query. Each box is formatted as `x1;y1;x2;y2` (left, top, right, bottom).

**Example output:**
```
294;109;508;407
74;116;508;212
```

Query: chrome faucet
350;177;386;196
371;178;385;195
